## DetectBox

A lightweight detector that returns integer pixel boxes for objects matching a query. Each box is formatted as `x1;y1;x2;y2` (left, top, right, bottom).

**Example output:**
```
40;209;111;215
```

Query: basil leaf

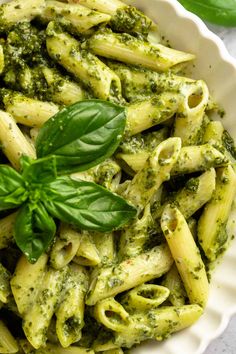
43;177;137;232
0;165;28;210
21;155;57;184
36;100;126;174
14;202;56;263
178;0;236;27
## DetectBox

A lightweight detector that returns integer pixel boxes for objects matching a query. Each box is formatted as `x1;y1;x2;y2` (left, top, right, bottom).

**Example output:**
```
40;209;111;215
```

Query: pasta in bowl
0;0;236;354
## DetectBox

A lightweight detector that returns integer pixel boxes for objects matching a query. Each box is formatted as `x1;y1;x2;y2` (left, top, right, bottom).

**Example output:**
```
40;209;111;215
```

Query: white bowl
125;1;236;354
1;0;236;353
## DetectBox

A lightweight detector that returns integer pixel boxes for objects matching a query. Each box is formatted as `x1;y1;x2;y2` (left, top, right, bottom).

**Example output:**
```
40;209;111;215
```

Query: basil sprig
179;0;236;27
1;100;136;263
36;100;126;174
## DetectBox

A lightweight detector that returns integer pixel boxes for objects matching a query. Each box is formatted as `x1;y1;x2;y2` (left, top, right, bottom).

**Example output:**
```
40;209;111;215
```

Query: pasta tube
0;111;36;170
203;120;224;145
198;165;236;261
46;22;122;102
86;29;195;72
161;264;186;306
70;0;124;15
121;284;170;312
153;169;216;220
116;151;149;174
0;0;45;31
119;127;169;155
50;224;81;270
95;303;203;349
203;121;235;163
11;254;48;315
93;298;130;332
172;144;228;175
56;264;89;347
74;231;101;266
0;263;11;304
86;243;173;305
114;304;203;348
117;144;227;175
161;205;209;307
173;80;209;145
23;267;67;349
119;204;153;259
107;61;194;101
71;0;154;35
124;138;181;210
126;93;180;136
0;212;17;249
92;232;115;266
0;321;19;354
42;1;111;34
42;67;88;106
3;91;59;128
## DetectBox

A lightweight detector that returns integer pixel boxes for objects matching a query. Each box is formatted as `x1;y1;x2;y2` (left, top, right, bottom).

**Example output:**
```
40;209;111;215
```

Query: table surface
203;24;236;354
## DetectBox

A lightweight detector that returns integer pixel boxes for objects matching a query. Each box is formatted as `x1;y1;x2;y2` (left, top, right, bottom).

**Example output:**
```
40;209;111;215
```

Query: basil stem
36;100;127;174
179;0;236;27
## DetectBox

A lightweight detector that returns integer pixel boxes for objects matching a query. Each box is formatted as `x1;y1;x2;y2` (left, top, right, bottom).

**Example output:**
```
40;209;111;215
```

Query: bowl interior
126;0;236;141
125;1;236;354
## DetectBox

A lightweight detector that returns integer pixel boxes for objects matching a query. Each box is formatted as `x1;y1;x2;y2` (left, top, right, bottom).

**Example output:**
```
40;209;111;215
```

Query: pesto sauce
111;6;152;36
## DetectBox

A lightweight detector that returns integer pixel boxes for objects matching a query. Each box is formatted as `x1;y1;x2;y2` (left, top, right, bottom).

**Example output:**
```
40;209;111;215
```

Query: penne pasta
50;223;81;270
0;0;45;31
124;138;181;210
126;93;180;136
161;264;186;306
3;90;59;128
121;284;170;312
41;1;111;35
153;168;216;220
161;205;209;307
56;264;89;347
86;243;173;305
42;67;88;106
198;165;236;261
46;22;122;102
95;303;203;349
0;321;19;354
86;29;195;72
0;110;36;169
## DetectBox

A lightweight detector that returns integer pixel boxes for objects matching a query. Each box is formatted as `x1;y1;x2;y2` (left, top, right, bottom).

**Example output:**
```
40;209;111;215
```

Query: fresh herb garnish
178;0;236;27
1;100;137;263
36;100;126;174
